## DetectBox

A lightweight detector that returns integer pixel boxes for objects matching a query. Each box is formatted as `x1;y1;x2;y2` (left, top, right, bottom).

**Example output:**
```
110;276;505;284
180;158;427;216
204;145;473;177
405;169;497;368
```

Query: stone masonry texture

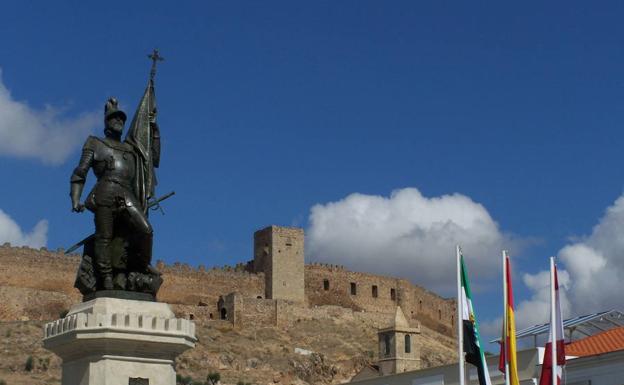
254;226;305;302
0;226;455;336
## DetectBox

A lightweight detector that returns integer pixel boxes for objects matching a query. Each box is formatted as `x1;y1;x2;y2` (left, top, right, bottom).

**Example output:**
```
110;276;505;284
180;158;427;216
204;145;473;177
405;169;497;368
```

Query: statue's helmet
104;97;127;123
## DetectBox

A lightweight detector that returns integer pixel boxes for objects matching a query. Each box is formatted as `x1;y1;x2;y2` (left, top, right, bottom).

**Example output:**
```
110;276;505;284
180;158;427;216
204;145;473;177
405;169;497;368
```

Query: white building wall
349;348;624;385
565;351;624;385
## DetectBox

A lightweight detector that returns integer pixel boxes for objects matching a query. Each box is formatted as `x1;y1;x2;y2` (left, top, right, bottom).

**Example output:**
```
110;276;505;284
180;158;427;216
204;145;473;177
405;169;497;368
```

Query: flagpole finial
148;48;165;81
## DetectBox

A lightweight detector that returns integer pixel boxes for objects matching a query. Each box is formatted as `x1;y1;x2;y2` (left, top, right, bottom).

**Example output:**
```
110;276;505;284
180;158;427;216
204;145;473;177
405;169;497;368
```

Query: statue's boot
134;231;153;271
94;235;114;290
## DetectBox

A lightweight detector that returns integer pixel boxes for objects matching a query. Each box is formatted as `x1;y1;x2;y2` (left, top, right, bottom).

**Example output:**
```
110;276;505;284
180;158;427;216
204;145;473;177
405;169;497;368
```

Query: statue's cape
125;79;157;212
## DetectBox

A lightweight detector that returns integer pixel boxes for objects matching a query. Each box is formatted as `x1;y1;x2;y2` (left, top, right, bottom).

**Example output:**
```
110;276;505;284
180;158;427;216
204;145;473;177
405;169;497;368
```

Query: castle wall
171;303;212;321
0;243;264;322
242;297;277;327
0;242;455;336
305;264;456;335
0;245;80;295
157;263;265;321
0;245;80;321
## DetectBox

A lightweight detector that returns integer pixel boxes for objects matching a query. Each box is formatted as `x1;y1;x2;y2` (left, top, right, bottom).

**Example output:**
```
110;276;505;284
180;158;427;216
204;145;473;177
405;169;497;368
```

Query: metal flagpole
503;250;511;385
457;245;465;385
550;257;557;385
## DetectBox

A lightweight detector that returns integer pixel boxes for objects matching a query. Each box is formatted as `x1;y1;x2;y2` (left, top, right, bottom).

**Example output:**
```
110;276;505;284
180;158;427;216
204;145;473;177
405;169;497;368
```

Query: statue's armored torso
90;137;136;184
75;136;138;209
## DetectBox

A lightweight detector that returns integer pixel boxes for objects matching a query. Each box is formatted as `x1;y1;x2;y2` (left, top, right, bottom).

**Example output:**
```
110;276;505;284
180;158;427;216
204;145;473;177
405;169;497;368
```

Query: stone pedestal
43;297;196;385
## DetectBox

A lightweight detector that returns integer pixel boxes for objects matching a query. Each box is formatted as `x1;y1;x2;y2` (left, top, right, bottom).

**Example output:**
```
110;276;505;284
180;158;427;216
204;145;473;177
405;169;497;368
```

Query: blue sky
2;1;624;345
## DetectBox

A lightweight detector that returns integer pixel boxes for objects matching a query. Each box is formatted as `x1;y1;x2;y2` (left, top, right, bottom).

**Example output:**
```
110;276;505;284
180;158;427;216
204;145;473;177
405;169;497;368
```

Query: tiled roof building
567;326;624;357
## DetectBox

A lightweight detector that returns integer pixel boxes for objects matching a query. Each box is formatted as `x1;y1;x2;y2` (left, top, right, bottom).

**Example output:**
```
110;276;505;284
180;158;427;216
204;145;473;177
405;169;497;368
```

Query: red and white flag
539;260;565;385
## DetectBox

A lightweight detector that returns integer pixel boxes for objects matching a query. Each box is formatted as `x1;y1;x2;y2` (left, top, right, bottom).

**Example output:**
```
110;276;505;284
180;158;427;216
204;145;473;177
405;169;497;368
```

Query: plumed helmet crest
104;97;127;122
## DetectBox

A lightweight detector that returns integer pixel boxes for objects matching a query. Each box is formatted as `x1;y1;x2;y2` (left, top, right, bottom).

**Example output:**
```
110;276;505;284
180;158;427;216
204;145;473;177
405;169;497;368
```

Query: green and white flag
460;252;492;385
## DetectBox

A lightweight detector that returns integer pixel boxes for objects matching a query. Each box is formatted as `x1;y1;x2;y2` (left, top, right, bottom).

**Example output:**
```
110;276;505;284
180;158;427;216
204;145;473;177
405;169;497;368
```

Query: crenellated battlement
0;225;456;336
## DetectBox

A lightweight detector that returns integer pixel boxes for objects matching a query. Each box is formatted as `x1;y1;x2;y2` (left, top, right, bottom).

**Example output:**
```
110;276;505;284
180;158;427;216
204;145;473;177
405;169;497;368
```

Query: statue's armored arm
70;137;96;211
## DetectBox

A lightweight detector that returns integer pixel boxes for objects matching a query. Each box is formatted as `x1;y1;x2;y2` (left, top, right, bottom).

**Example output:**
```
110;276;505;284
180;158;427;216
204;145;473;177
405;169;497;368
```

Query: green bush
39;357;50;371
0;378;7;385
176;374;193;385
207;372;221;385
24;355;34;372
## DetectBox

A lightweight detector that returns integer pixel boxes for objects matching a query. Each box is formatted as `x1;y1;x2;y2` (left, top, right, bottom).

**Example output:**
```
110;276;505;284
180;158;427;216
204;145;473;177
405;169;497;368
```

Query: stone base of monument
43;297;196;385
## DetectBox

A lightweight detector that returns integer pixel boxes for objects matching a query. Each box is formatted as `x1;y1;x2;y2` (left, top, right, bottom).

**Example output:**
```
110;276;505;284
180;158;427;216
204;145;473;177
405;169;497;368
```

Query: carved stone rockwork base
43;297;196;385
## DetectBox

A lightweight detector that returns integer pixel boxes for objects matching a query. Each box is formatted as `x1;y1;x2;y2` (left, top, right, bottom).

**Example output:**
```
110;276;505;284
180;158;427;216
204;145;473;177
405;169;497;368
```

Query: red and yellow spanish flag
498;252;519;385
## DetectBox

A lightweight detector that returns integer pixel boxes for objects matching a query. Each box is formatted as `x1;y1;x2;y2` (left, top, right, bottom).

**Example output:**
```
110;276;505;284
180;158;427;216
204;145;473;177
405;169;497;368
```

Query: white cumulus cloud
0;209;48;248
0;69;98;164
307;188;517;294
515;194;624;328
514;269;572;329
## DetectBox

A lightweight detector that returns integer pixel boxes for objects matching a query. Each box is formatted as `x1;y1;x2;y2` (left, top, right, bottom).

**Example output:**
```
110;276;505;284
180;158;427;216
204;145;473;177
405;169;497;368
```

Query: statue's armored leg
125;202;153;270
94;206;115;290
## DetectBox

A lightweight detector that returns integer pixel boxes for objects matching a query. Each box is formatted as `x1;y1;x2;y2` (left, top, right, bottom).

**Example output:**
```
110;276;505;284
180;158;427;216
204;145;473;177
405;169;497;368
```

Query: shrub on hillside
176;374;194;385
38;356;50;371
24;355;34;372
206;372;221;385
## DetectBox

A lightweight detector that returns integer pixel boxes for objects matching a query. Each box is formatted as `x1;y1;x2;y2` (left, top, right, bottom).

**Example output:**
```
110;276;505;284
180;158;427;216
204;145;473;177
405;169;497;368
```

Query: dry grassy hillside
0;316;455;385
0;245;457;384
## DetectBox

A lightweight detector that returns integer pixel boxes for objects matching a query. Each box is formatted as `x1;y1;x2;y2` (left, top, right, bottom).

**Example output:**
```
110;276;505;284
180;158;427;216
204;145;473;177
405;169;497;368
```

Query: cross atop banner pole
148;48;165;81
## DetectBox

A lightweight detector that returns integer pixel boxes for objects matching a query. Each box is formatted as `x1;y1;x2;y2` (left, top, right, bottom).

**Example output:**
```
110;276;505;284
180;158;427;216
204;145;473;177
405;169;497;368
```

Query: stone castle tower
378;306;421;375
253;226;304;302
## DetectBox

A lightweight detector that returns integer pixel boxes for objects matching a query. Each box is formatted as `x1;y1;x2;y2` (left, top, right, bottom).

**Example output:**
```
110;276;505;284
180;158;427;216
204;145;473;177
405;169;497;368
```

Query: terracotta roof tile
566;326;624;357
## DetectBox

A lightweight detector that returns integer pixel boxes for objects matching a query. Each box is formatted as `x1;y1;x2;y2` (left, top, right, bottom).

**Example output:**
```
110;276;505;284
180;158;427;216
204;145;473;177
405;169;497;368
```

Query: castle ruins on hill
0;225;456;338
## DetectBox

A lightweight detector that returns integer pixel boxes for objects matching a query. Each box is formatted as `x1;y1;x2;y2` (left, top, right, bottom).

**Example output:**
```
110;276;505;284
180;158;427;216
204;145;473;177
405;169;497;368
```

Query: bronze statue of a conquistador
68;50;168;300
70;98;160;292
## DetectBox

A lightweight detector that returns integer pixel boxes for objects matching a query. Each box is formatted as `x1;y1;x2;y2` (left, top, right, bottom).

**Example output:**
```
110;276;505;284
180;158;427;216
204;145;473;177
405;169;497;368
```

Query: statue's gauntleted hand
72;202;85;213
